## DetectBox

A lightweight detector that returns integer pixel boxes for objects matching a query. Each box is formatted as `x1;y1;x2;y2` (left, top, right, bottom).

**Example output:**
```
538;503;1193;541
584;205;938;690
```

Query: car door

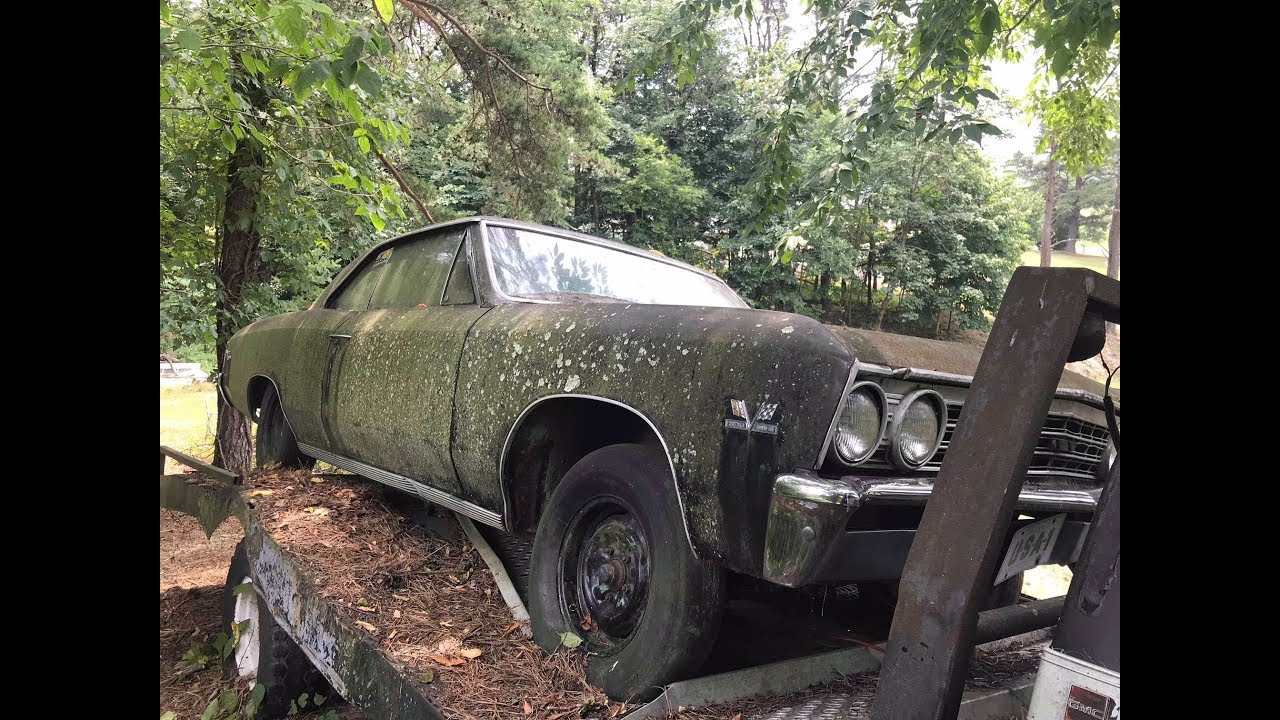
278;248;393;449
324;226;487;494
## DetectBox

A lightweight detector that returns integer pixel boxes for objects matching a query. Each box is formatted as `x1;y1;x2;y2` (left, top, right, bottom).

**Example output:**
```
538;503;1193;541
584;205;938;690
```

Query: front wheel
528;444;724;702
255;383;314;471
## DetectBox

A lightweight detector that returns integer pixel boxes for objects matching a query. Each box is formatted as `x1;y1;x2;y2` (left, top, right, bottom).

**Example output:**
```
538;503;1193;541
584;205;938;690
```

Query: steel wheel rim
231;575;261;677
559;497;651;647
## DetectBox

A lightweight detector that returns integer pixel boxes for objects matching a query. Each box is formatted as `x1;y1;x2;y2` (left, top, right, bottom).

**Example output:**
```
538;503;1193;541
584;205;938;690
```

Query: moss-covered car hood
823;324;1115;401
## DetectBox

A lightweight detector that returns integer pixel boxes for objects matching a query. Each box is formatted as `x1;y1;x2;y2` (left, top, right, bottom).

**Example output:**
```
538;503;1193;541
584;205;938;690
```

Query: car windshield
486;227;748;308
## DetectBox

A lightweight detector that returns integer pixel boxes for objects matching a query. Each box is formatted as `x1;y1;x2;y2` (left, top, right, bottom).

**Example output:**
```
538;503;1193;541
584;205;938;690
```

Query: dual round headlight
888;389;947;469
833;384;947;469
833;382;888;463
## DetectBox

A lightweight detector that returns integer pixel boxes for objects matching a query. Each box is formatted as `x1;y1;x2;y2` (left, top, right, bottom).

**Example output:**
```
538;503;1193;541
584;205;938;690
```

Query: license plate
995;513;1065;585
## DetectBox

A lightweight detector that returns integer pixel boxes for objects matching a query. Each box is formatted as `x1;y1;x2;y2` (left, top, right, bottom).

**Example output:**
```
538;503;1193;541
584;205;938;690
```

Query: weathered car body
223;216;1117;590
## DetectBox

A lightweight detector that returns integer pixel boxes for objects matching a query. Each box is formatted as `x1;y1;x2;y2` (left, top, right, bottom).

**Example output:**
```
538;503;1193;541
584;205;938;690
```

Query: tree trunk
1105;163;1119;340
819;272;832;317
1040;143;1058;267
213;138;263;475
1106;165;1119;281
1064;176;1083;253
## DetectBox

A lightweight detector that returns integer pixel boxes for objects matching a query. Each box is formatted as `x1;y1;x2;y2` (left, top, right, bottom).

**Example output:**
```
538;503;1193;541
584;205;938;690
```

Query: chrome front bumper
763;472;1098;587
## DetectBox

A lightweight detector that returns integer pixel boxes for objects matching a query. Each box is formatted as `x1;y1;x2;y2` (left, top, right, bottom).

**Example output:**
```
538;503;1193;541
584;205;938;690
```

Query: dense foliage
160;0;1118;466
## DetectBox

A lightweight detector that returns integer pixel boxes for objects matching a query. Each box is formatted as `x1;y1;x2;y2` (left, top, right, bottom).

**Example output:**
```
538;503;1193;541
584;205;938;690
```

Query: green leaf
201;698;220;720
374;0;394;23
559;631;583;649
979;8;1000;35
246;684;266;716
355;64;382;97
369;212;386;232
294;60;332;96
341;36;366;70
221;129;237;154
963;124;983;142
358;136;371;153
274;5;307;45
221;690;239;710
176;28;201;50
418;671;435;683
161;713;178;720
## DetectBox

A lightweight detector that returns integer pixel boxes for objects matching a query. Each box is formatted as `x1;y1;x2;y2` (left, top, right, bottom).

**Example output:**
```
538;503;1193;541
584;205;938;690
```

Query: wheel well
247;375;274;417
501;397;668;537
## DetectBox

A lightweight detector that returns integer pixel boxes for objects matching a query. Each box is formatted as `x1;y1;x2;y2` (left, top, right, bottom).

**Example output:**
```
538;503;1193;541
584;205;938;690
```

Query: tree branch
374;147;435;224
399;0;556;97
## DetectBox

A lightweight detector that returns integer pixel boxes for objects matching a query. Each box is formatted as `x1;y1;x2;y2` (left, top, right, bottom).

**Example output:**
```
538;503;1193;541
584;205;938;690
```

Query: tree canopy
160;0;1119;471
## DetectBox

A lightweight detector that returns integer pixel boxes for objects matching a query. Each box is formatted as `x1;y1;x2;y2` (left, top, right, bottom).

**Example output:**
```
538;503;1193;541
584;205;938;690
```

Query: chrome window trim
297;442;504;529
497;393;699;558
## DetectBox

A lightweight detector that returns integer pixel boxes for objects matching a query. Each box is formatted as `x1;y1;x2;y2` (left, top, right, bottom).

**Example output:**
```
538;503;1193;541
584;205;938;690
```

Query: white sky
779;3;1041;172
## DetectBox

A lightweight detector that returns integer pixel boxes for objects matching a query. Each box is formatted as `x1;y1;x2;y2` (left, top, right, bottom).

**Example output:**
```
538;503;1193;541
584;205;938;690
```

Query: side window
367;228;466;309
328;248;392;311
442;241;476;305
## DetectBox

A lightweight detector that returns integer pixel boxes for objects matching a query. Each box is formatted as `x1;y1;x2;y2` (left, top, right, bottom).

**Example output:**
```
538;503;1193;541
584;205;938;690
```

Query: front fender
451;303;853;571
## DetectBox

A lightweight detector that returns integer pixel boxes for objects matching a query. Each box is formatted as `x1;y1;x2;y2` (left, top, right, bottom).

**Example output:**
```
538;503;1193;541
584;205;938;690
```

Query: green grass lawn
1020;249;1109;274
160;382;218;468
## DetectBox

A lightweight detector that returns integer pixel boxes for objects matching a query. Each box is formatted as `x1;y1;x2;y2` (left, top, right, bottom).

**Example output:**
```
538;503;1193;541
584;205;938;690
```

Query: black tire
222;541;330;719
528;444;725;702
255;384;314;471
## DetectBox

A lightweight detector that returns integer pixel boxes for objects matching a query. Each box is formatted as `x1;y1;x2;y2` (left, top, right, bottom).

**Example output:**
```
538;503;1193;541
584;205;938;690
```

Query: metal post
1053;456;1120;672
870;268;1119;719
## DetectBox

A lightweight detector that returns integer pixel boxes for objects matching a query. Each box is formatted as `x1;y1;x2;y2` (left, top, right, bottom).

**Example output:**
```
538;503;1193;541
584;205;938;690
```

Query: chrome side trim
497;393;698;557
855;362;1118;412
815;360;860;468
298;443;504;529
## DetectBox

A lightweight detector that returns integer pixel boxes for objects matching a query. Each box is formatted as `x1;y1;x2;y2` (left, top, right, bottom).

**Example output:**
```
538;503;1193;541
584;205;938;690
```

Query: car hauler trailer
160;266;1118;720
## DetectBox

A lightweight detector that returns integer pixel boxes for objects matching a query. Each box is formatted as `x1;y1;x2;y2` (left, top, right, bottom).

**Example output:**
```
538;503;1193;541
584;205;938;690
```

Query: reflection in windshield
487;227;746;308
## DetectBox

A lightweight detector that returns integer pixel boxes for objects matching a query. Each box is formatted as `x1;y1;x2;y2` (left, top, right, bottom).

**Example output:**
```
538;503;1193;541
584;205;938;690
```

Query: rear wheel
255;383;314;470
528;444;724;702
222;541;330;719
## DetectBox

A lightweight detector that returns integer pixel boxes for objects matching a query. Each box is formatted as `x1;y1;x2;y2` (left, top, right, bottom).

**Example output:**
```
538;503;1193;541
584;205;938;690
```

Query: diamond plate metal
757;693;871;720
477;526;535;601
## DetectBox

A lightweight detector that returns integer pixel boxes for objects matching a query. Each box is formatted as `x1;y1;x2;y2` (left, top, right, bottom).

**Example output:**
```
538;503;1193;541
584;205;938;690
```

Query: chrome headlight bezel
832;381;888;465
888;389;947;469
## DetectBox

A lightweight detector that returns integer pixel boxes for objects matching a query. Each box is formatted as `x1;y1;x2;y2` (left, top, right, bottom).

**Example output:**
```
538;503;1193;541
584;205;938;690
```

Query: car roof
390;216;728;285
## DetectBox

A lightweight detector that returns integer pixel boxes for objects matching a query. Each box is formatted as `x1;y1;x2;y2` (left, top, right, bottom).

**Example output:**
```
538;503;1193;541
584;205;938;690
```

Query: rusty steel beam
159;444;241;484
870;268;1119;720
1054;456;1120;672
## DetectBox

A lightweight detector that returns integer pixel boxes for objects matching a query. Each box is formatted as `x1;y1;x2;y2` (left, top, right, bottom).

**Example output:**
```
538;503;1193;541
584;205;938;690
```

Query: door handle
329;334;352;340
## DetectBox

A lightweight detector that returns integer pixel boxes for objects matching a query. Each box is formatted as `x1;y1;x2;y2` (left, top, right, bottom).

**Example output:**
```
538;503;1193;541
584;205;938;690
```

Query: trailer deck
160;463;1047;720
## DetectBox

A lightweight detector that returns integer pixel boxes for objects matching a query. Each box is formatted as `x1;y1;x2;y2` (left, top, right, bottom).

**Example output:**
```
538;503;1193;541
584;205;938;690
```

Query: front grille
860;395;1112;481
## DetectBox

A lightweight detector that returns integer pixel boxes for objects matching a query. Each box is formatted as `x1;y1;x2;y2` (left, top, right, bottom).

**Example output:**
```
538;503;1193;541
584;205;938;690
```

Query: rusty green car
222;216;1116;699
